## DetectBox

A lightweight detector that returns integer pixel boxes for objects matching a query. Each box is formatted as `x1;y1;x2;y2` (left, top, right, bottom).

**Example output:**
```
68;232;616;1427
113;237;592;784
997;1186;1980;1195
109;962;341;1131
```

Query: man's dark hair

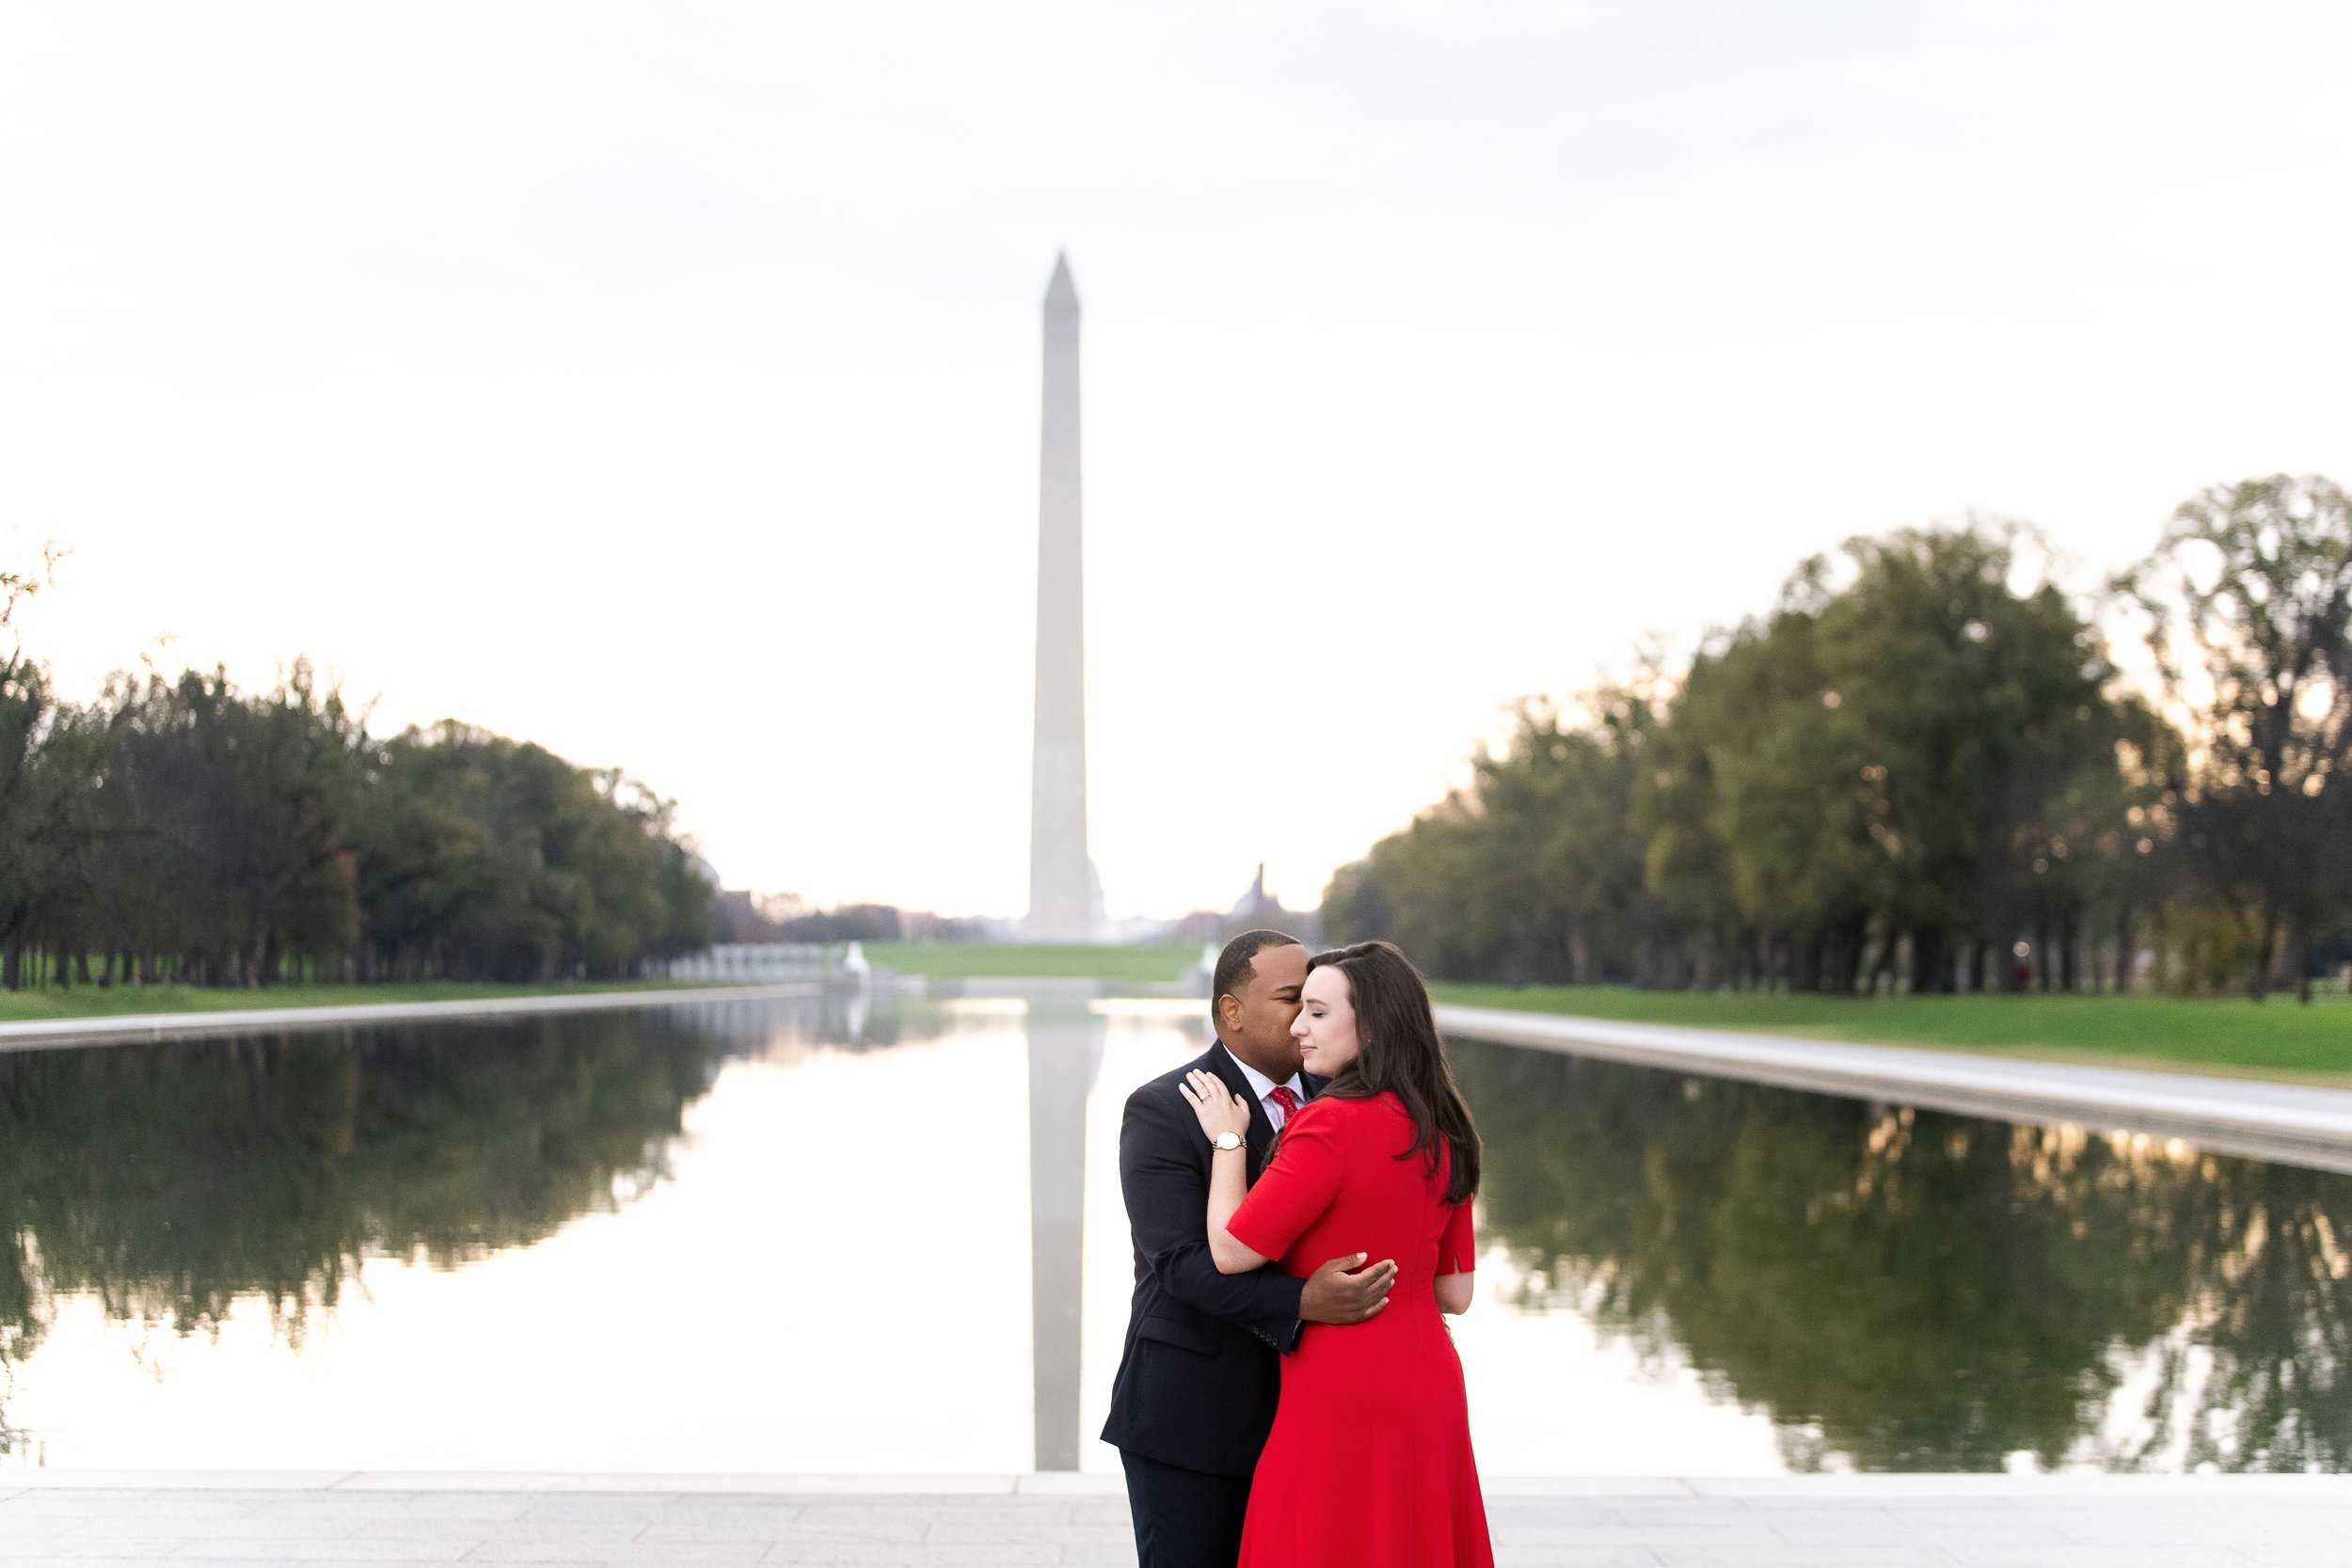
1211;928;1302;1030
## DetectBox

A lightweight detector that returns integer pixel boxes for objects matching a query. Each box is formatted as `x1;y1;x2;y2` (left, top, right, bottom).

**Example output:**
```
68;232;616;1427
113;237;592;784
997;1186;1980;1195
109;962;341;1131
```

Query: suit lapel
1205;1043;1279;1183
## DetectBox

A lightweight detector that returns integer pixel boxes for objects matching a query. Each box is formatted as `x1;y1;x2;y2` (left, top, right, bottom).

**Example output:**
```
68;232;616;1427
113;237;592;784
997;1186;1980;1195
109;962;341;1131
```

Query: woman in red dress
1178;940;1494;1568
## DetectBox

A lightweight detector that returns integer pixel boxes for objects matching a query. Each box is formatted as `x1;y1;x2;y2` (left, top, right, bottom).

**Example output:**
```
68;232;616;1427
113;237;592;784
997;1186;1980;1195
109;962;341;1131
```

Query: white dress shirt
1219;1043;1308;1131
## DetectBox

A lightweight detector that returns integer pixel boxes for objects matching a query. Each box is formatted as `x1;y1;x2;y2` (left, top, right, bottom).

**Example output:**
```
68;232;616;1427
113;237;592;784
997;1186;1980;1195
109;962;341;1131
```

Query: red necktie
1266;1085;1300;1126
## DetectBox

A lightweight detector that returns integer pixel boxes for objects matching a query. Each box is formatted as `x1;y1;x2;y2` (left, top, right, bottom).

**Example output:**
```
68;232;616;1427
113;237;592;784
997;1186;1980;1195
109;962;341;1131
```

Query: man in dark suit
1102;928;1397;1568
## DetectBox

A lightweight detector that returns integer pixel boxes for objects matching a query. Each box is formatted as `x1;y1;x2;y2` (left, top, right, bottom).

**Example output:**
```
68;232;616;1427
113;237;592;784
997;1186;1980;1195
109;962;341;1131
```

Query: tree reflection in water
0;995;910;1456
12;1013;2344;1473
1452;1038;2352;1472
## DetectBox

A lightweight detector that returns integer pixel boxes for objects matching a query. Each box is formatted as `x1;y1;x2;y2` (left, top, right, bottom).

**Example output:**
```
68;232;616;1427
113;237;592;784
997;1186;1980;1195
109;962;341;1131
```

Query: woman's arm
1180;1069;1273;1275
1435;1271;1474;1315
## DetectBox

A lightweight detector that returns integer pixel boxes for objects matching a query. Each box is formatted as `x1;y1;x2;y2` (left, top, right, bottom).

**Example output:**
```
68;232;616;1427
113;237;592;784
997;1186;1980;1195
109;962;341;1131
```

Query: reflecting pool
1;991;2345;1474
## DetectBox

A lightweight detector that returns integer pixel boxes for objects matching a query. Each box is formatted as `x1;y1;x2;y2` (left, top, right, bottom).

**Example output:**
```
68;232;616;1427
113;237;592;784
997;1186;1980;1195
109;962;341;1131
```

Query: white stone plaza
4;1473;2348;1567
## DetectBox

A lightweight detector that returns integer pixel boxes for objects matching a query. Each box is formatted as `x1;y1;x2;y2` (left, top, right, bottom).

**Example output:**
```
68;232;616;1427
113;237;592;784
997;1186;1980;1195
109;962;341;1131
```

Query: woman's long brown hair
1308;941;1481;1206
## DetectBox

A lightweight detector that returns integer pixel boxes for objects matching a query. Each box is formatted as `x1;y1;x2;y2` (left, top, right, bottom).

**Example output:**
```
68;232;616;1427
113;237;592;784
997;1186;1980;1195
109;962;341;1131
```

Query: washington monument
1026;253;1104;940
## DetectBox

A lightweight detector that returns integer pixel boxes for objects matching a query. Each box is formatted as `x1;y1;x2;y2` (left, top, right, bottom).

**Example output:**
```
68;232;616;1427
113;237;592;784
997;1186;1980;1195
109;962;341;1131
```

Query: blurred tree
353;723;713;982
113;664;365;986
0;658;104;990
1685;525;2127;992
1330;521;2165;993
0;656;710;990
0;546;110;991
2122;475;2352;1000
774;903;901;942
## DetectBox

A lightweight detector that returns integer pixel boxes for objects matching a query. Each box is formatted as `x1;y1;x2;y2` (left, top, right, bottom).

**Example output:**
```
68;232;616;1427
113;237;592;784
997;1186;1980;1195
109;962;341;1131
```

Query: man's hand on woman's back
1299;1253;1396;1324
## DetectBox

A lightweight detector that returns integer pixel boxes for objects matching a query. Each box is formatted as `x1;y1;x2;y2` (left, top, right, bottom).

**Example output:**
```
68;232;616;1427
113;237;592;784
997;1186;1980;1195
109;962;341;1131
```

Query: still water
2;991;2346;1475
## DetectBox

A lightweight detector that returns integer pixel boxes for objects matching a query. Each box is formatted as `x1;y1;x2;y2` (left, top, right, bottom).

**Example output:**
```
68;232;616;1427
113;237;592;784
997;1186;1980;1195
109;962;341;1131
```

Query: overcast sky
5;2;2349;919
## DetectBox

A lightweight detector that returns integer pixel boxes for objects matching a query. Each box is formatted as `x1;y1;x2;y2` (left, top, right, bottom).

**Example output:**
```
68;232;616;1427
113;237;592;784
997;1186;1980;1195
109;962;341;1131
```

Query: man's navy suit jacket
1100;1043;1327;1477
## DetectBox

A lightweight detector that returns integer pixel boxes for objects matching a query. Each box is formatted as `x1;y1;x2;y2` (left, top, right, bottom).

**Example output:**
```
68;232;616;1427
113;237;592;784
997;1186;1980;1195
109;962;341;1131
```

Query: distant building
712;889;781;943
1173;864;1323;947
710;888;809;944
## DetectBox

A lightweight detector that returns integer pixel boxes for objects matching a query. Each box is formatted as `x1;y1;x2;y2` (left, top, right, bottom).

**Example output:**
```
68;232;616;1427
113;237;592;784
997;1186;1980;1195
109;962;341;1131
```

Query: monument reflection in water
1025;999;1103;1471
2;990;2349;1474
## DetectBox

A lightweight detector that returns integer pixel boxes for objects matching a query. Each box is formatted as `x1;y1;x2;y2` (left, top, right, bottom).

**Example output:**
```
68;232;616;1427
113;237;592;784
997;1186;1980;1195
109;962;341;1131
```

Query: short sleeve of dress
1438;1196;1477;1275
1227;1104;1345;1264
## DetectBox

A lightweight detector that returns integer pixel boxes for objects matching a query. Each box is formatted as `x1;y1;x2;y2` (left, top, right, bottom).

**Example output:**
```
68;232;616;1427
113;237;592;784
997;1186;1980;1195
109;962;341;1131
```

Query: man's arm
1119;1085;1391;1351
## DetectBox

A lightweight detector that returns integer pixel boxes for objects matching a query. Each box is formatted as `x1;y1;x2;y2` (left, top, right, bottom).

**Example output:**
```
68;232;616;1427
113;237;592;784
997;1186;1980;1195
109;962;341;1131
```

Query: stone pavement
3;1474;2350;1567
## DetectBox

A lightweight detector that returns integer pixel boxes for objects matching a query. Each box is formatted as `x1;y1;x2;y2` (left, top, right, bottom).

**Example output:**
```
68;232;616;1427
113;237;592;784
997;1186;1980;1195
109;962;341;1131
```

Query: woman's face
1292;965;1361;1076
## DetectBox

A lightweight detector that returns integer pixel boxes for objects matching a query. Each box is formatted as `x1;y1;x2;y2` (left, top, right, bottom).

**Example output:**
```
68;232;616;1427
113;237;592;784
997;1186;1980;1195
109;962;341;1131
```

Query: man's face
1218;942;1308;1079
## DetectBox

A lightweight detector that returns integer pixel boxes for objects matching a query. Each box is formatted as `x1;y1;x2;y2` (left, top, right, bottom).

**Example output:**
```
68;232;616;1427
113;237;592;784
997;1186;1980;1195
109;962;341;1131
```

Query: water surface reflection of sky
4;993;2344;1474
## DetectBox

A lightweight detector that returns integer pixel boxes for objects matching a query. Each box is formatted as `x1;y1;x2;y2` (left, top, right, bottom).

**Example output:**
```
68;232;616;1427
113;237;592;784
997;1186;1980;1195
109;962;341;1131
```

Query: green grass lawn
866;942;1200;982
0;977;707;1024
17;956;2334;1090
0;944;1204;1024
1432;982;2352;1085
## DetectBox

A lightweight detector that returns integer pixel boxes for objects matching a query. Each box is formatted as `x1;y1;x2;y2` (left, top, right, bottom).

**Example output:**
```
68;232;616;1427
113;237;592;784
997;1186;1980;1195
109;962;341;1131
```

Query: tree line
0;578;713;990
712;892;905;944
1326;475;2352;999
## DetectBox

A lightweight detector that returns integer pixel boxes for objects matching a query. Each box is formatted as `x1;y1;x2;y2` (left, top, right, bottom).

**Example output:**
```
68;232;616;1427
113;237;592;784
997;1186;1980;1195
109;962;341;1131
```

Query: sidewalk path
1437;1004;2352;1176
2;1473;2346;1566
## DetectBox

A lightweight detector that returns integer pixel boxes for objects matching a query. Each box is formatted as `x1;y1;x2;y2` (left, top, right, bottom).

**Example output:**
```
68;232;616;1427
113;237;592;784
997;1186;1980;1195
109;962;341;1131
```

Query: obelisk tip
1044;251;1078;312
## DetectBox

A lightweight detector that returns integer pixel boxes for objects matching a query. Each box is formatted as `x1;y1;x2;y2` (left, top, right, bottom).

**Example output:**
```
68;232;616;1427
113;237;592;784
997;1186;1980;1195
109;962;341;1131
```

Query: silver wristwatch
1209;1131;1244;1152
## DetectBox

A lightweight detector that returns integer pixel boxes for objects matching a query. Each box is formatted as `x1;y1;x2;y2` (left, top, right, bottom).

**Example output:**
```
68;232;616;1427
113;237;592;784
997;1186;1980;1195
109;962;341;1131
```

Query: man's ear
1215;990;1241;1034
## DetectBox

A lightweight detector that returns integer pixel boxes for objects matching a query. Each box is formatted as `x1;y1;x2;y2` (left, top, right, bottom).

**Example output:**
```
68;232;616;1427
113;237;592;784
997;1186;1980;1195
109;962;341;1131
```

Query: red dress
1226;1091;1494;1568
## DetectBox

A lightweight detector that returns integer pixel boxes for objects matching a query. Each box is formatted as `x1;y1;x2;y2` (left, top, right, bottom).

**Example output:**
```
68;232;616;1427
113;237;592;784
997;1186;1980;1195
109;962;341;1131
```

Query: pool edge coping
0;984;828;1051
6;1470;2351;1497
1436;1003;2352;1176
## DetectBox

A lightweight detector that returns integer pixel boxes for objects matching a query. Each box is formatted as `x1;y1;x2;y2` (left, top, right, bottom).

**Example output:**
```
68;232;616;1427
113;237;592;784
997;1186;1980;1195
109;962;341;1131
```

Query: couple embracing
1104;932;1494;1568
